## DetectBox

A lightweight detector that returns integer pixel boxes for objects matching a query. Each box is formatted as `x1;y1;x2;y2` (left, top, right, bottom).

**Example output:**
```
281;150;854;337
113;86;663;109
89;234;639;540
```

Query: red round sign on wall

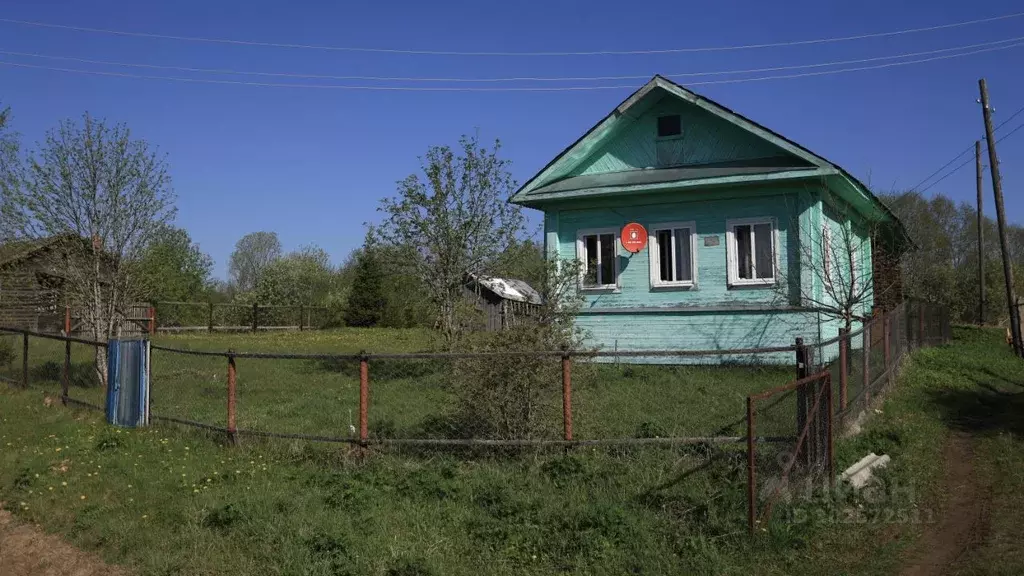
620;222;648;253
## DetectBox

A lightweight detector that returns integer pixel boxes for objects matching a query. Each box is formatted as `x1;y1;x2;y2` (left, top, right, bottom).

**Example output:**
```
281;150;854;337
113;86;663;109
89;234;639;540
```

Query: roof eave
512;167;837;208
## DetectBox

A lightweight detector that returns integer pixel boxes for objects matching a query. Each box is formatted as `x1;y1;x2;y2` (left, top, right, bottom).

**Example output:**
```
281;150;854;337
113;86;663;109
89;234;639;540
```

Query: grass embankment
1;327;1020;574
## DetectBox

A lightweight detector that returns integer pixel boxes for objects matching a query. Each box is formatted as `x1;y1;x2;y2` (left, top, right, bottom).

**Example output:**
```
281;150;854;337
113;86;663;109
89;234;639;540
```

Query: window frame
575;227;621;293
726;217;779;288
648;220;698;289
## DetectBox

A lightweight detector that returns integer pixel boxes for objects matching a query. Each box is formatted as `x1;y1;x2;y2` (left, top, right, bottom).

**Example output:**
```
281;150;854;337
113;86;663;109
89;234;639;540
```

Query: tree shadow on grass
925;386;1024;437
30;361;101;388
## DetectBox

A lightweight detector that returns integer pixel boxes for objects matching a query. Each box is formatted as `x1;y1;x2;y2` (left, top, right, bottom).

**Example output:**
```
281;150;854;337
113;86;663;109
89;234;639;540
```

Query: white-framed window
576;228;619;291
648;221;697;288
726;217;778;287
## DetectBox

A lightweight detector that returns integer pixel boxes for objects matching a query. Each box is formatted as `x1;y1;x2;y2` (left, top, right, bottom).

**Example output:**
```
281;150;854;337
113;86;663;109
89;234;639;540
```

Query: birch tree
376;134;524;346
3;113;175;384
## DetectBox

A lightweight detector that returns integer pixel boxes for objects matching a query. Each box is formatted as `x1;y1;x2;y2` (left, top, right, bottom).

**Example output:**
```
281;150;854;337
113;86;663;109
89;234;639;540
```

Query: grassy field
1;327;795;441
2;326;1018;574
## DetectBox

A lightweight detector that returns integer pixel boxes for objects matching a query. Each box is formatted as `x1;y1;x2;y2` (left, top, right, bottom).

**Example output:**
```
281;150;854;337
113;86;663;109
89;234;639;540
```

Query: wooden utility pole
979;79;1023;356
975;140;985;325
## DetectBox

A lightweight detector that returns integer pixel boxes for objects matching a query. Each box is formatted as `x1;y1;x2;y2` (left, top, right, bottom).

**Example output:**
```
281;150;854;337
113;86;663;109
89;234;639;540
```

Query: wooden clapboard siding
570;94;794;177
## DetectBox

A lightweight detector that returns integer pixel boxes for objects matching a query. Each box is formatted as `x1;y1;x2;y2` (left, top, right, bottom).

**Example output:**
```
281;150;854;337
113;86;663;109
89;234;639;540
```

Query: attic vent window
657;115;682;138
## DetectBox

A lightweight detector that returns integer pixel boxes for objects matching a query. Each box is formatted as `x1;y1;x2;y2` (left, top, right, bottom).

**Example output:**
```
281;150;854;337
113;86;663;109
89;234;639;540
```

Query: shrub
448;258;587;441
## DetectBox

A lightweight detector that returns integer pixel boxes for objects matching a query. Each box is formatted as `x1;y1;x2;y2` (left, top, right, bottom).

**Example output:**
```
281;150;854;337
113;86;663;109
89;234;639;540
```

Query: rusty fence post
252;303;259;333
359;353;369;445
148;306;156;336
838;328;848;412
562;348;573;442
746;395;756;535
227;352;237;445
64;305;71;335
862;320;871;407
62;339;70;405
21;331;29;389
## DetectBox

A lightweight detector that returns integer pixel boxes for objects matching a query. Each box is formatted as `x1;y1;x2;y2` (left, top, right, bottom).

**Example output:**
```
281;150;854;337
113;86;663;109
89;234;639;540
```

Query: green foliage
883;190;1024;324
451;258;586;440
494;238;546;288
228;231;282;292
136;225;213;302
376;134;524;346
344;243;386;327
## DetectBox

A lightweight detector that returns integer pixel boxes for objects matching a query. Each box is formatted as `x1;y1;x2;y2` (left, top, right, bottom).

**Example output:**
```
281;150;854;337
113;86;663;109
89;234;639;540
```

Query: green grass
2;326;1019;574
2;328;795;441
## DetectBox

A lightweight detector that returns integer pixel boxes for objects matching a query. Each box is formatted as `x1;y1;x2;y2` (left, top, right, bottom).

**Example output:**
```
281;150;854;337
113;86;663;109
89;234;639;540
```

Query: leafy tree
494;238;546;288
2;113;175;384
137;224;213;302
228;231;281;292
882;190;1024;325
243;244;335;306
376;134;524;346
344;238;387;327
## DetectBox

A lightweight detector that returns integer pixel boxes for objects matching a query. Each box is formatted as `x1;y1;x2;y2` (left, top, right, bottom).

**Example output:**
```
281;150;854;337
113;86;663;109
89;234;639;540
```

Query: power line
2;36;1021;83
2;41;1020;90
911;104;1024;191
918;117;1024;194
0;11;1022;56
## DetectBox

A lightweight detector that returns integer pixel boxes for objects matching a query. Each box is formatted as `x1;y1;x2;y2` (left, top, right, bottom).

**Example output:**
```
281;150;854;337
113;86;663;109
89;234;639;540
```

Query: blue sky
1;0;1022;278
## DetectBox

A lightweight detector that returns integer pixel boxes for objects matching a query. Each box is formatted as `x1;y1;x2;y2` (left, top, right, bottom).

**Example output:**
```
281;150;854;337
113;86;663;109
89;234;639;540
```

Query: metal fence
0;299;951;535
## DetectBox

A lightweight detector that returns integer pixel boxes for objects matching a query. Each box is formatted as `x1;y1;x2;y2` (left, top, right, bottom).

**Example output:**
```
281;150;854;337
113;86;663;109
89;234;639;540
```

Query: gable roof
510;75;908;242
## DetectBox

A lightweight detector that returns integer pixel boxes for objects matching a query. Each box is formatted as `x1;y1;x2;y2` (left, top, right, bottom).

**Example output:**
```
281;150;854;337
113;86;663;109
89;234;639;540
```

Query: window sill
580;286;621;295
651;282;697;291
728;279;776;289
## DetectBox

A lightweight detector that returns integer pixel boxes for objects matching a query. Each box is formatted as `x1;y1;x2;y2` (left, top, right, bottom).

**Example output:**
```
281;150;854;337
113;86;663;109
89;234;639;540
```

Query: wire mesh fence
2;300;952;533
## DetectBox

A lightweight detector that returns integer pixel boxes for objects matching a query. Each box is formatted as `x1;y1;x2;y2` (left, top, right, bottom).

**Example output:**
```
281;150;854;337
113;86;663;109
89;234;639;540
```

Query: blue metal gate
106;339;150;427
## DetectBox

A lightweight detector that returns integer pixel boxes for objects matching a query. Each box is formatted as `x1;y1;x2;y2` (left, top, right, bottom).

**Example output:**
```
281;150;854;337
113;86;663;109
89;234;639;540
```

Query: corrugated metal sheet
106;339;150;427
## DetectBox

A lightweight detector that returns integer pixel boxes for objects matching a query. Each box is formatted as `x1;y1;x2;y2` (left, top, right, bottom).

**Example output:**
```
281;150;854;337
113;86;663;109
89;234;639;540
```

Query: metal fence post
359;353;369;445
838;328;848;412
252;303;259;333
227;352;237;445
746;395;756;535
208;302;214;333
562;348;573;442
21;331;29;389
862;320;871;407
62;339;70;405
64;306;71;335
299;305;305;331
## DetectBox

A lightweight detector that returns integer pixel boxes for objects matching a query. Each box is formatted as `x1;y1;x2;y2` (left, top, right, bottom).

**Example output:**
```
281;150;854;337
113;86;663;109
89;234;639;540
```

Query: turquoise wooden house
510;76;908;360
